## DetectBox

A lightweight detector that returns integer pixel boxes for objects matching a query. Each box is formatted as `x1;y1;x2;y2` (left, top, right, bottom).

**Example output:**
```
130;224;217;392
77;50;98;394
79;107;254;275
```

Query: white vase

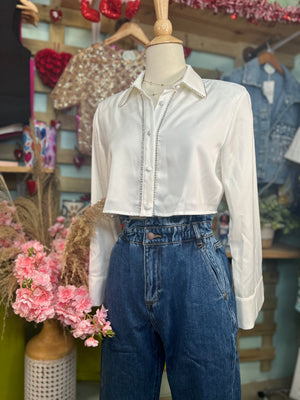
261;223;275;249
24;319;76;400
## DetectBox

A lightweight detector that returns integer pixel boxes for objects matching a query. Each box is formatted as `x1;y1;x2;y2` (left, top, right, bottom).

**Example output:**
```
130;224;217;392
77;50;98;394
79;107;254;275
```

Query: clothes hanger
258;42;284;75
16;0;39;27
103;22;150;47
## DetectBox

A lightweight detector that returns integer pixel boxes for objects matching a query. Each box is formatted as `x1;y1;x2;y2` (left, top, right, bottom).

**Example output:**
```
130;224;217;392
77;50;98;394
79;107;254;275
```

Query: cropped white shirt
89;65;264;330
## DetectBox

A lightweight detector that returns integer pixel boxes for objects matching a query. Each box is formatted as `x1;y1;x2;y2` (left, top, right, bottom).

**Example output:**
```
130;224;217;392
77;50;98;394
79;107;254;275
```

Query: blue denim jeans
100;215;241;400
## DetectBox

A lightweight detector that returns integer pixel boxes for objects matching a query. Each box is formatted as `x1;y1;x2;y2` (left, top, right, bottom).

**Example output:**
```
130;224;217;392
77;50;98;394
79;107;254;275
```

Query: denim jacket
222;58;300;185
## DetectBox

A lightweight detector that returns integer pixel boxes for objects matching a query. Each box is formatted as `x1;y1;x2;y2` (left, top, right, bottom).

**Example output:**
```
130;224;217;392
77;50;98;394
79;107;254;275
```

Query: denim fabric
100;215;241;400
222;58;300;185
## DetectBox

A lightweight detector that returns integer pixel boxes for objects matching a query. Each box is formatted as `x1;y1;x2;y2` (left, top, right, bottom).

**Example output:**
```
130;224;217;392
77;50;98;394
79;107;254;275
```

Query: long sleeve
50;53;81;110
89;102;121;306
221;88;264;330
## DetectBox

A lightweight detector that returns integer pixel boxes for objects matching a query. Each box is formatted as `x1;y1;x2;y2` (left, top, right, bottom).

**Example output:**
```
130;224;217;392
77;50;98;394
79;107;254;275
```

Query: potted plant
259;194;300;248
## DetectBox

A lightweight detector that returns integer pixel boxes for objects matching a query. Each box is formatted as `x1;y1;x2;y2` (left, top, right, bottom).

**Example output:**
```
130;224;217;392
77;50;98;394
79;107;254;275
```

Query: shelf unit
0;166;54;174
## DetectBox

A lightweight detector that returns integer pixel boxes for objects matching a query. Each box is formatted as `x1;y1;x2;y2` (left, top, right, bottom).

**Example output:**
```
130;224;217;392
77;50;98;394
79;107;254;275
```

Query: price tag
263;80;275;104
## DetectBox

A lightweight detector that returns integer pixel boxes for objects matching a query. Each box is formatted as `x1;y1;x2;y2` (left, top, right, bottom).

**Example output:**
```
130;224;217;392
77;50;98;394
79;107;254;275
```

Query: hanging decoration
80;0;140;22
50;8;63;23
171;0;300;24
35;49;72;88
81;0;101;22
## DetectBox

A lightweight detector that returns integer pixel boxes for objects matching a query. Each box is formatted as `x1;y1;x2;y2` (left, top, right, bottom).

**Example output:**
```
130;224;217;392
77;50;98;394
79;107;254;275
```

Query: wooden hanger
16;0;39;27
103;22;150;47
258;51;284;75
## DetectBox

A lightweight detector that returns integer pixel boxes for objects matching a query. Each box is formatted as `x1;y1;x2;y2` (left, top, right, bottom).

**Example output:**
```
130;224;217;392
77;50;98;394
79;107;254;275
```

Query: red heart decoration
51;120;61;130
125;0;141;19
14;149;23;161
81;0;100;22
50;9;63;23
73;154;85;169
35;49;72;88
100;0;122;19
27;180;36;196
24;152;32;163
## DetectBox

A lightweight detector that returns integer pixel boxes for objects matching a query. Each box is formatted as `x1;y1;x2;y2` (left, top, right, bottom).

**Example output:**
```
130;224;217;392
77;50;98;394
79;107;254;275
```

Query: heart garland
80;0;140;21
81;0;100;23
35;49;72;88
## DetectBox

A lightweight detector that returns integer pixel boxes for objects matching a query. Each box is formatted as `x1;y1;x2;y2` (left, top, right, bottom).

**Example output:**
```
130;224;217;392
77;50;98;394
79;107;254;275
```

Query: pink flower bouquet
12;216;114;347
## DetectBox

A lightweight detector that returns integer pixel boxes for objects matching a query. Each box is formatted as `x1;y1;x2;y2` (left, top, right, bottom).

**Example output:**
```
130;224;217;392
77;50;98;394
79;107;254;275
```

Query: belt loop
192;223;204;248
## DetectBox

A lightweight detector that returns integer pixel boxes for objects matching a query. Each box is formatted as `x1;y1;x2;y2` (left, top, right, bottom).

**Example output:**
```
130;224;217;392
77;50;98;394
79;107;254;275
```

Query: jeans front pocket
199;235;230;297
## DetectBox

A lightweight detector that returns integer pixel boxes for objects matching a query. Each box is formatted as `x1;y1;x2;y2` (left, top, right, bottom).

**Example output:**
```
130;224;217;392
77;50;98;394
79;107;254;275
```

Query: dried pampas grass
0;119;60;317
61;199;109;287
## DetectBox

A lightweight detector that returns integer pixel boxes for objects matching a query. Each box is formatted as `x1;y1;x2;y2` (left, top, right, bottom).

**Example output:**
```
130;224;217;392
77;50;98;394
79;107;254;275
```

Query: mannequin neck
142;43;186;106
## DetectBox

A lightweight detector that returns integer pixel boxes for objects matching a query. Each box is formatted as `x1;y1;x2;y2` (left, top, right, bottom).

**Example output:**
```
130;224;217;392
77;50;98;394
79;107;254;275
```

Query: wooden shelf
0;166;54;174
227;243;300;260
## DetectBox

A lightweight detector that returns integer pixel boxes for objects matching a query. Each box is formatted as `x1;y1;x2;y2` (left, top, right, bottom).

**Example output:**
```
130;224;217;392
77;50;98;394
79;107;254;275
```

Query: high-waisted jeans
100;215;241;400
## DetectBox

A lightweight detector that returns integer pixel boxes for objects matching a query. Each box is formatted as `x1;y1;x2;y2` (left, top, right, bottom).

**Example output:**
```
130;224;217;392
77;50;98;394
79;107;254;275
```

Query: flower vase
261;223;275;249
25;319;76;400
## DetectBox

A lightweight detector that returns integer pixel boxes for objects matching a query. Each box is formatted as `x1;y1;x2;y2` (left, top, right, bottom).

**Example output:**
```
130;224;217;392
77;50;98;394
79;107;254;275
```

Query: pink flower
22;240;44;255
14;255;35;282
52;238;65;254
56;216;65;223
102;321;112;336
32;270;52;291
72;319;94;339
84;337;99;347
94;305;108;326
74;296;92;315
48;222;64;237
12;288;55;323
57;285;76;303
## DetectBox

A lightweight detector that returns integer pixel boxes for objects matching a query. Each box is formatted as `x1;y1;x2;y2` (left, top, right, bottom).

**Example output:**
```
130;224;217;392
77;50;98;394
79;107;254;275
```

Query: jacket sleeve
221;88;264;330
89;102;121;306
51;54;81;109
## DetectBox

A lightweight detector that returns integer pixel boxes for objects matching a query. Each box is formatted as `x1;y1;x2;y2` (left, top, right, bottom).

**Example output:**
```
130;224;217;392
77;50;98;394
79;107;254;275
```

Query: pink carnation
12;288;55;323
48;222;64;237
84;337;99;347
32;270;52;291
57;285;76;303
102;321;112;336
14;255;35;282
94;305;108;326
56;216;65;223
52;237;65;254
22;240;44;255
72;319;94;339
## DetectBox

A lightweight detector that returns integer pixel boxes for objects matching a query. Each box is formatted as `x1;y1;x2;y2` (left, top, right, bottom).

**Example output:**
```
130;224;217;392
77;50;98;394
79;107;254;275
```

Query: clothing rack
243;30;300;62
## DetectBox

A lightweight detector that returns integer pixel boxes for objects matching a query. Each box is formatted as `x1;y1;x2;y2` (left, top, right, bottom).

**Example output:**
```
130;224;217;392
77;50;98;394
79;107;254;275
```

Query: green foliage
259;194;300;234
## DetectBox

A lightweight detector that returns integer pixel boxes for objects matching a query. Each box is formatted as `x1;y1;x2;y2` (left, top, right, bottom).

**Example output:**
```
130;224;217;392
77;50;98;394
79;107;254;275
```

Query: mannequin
142;43;186;106
141;0;186;106
90;0;264;399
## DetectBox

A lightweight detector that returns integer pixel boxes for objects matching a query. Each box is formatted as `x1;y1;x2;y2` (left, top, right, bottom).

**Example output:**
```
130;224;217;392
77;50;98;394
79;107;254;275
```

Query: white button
146;166;152;172
159;101;164;106
144;204;151;210
175;84;180;90
147;130;151;136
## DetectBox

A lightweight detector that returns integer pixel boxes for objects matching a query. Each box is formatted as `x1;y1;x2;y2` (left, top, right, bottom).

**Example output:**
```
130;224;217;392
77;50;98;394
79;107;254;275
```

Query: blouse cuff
235;277;264;330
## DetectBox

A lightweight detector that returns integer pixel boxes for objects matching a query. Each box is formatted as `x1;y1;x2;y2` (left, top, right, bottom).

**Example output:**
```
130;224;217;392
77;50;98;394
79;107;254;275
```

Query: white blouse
89;65;264;330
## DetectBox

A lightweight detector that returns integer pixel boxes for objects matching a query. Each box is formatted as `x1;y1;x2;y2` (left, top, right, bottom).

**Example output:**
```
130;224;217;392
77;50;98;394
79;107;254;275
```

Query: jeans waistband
119;214;215;245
